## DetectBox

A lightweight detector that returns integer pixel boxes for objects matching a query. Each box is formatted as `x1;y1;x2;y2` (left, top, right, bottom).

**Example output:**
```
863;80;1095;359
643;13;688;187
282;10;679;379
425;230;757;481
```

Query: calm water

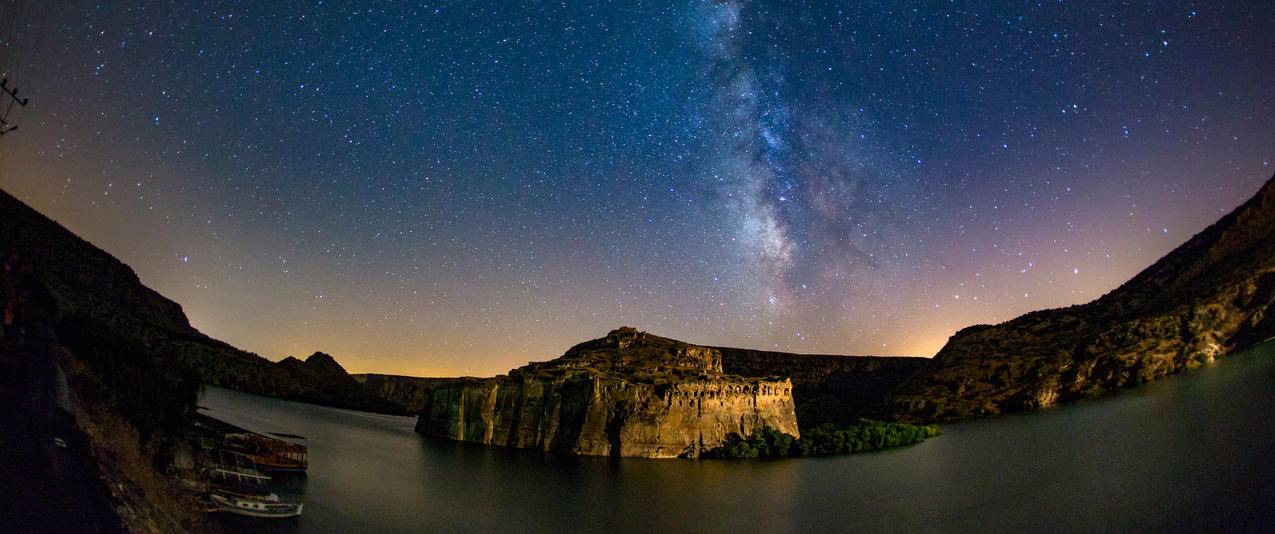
200;342;1275;533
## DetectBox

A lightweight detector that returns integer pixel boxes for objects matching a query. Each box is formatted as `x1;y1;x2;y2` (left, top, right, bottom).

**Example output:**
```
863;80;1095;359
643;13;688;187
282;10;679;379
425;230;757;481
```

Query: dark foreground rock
0;188;401;415
1;256;200;532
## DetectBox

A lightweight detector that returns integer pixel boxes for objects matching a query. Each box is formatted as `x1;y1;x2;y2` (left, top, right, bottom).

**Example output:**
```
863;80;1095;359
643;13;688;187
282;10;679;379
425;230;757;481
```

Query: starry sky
1;1;1272;377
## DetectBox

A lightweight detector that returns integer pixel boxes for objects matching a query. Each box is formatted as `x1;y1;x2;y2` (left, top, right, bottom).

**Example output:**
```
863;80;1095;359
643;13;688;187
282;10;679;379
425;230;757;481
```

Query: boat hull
210;494;303;519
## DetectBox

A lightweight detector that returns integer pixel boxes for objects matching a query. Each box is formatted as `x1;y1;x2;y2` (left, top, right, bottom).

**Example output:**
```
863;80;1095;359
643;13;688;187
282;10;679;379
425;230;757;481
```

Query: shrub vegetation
703;420;941;459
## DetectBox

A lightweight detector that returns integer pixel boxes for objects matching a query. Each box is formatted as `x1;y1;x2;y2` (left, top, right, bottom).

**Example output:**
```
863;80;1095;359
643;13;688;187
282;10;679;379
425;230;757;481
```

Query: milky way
0;1;1272;376
696;1;923;315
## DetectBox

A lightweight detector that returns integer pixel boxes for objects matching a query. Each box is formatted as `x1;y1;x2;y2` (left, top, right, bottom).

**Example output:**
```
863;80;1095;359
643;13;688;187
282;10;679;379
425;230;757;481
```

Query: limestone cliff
882;175;1275;421
415;327;799;458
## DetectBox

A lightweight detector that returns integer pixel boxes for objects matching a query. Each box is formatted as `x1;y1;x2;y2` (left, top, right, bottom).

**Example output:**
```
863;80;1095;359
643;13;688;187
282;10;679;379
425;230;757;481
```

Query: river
199;342;1275;533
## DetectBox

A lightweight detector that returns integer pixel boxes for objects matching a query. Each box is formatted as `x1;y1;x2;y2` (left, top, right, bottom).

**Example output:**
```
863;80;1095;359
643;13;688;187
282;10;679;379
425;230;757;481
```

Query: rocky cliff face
883;176;1275;421
415;327;799;458
0;188;399;414
2;241;202;531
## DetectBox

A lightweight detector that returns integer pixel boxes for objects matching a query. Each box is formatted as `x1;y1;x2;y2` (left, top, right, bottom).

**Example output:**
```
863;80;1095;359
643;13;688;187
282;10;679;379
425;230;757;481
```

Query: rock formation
2;230;202;531
0;188;400;415
882;175;1275;421
415;327;799;458
272;352;403;411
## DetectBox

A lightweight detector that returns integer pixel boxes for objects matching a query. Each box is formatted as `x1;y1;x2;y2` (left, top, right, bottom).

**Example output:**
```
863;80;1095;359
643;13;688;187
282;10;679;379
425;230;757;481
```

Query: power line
0;77;29;136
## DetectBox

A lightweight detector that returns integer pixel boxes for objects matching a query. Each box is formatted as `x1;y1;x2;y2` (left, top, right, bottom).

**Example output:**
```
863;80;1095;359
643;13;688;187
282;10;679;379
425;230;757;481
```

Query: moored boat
189;411;310;519
209;490;303;518
225;432;308;472
192;413;309;472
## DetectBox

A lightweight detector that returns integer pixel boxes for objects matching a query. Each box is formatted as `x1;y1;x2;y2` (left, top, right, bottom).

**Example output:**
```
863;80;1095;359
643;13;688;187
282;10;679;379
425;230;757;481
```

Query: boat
188;411;309;519
209;490;303;518
210;463;270;484
192;413;309;472
204;446;303;517
224;431;308;472
207;449;272;484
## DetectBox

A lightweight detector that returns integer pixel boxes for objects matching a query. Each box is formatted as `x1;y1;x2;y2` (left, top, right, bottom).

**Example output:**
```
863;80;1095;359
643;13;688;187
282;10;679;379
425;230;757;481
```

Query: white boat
204;447;303;518
210;491;303;518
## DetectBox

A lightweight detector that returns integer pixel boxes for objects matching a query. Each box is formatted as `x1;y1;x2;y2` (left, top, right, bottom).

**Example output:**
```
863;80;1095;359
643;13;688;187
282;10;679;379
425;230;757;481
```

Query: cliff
2;250;202;531
883;175;1275;421
361;351;927;428
717;349;927;426
414;327;799;458
0;188;400;415
354;374;447;413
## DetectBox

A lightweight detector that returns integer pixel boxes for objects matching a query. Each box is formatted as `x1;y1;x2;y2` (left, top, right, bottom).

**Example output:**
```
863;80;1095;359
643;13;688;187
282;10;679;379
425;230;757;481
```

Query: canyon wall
0;189;401;414
415;328;798;458
883;176;1275;422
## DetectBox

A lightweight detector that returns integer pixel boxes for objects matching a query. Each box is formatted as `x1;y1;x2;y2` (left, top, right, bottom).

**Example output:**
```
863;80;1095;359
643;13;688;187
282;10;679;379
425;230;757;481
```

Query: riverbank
702;421;942;459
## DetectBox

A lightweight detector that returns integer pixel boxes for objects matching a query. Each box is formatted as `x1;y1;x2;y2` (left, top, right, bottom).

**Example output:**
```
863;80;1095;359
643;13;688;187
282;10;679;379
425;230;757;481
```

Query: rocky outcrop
415;327;799;458
2;251;202;531
0;188;400;415
364;349;927;428
274;352;404;413
882;175;1275;422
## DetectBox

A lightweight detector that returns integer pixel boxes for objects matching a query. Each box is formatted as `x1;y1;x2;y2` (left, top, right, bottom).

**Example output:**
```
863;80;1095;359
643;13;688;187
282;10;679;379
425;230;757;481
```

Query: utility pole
0;78;30;136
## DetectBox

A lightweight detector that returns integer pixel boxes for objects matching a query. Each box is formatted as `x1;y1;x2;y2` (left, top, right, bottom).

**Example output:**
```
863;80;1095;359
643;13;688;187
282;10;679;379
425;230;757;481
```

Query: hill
882;175;1275;421
0;189;400;415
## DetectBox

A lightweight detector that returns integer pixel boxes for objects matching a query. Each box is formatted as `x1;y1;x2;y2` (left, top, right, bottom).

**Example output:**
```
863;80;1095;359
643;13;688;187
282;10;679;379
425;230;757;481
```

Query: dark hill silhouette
883;175;1275;421
0;188;401;415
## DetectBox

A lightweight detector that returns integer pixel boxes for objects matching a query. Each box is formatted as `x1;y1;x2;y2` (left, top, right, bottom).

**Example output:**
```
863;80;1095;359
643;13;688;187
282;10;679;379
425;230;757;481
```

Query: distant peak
306;351;336;363
304;351;348;372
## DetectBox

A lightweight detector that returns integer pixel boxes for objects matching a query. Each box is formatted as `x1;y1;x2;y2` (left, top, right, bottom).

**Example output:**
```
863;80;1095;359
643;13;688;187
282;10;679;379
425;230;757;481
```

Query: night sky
1;1;1272;377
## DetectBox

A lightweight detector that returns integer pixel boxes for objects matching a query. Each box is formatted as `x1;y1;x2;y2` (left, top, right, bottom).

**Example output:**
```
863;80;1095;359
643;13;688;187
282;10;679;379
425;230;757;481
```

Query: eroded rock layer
414;327;799;458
